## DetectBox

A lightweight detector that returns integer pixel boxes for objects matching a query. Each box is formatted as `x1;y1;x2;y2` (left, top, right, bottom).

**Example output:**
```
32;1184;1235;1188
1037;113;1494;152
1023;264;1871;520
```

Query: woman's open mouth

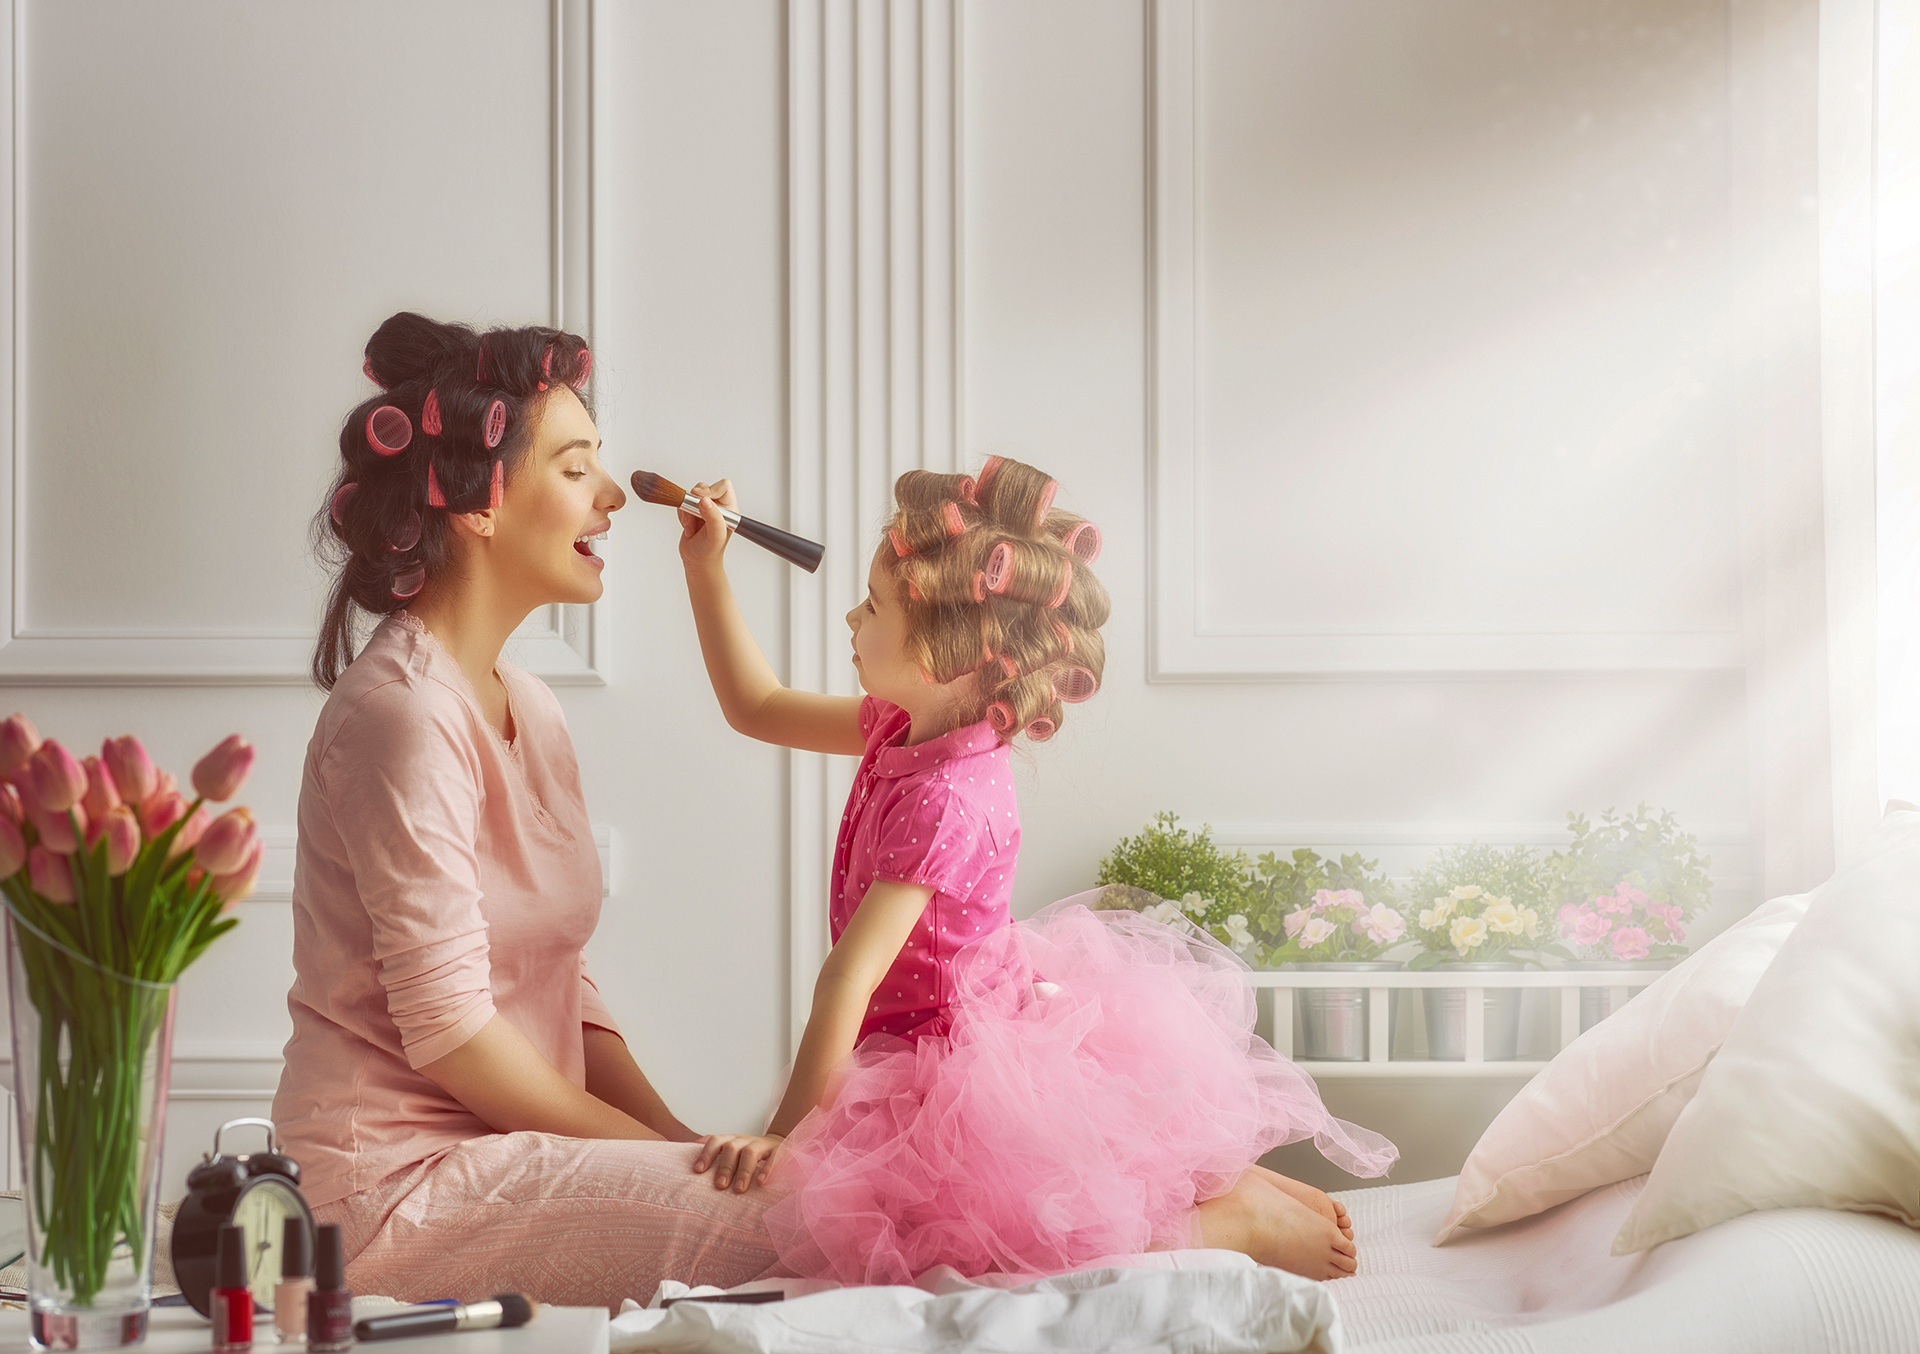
574;528;607;566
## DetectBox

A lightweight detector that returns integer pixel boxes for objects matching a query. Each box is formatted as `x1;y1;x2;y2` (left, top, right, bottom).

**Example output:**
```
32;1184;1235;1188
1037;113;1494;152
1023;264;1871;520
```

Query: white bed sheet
1331;1173;1920;1353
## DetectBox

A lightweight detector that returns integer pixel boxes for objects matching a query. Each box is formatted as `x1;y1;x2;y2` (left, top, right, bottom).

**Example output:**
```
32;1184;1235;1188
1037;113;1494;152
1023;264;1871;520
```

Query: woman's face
491;387;626;606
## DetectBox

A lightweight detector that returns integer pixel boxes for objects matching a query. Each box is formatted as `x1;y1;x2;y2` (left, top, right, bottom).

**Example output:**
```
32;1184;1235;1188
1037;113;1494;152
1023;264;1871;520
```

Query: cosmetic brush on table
353;1293;539;1342
630;470;826;573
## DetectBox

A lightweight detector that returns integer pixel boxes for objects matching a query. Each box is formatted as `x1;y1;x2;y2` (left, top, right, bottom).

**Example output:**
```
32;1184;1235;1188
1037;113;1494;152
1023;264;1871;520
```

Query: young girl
676;457;1396;1285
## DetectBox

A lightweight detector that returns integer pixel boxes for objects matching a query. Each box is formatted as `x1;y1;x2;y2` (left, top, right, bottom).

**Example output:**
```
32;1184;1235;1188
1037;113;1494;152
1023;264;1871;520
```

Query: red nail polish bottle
209;1225;253;1351
307;1223;353;1352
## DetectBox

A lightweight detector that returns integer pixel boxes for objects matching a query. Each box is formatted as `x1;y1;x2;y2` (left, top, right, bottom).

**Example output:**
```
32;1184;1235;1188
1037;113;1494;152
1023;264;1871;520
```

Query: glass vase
6;909;176;1350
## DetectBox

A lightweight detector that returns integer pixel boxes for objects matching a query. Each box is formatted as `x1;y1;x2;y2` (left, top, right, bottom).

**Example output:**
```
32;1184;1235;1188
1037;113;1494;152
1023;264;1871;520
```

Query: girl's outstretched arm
694;879;935;1191
680;478;864;755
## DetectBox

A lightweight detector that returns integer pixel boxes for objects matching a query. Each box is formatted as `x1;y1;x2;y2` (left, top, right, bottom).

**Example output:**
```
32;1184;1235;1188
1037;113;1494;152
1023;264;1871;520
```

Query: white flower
1142;900;1184;927
1449;885;1485;902
1352;903;1407;945
1426;897;1455;925
1300;918;1337;947
1180;892;1212;917
1450;916;1488;954
1520;907;1540;939
1483;899;1524;935
1222;914;1256;951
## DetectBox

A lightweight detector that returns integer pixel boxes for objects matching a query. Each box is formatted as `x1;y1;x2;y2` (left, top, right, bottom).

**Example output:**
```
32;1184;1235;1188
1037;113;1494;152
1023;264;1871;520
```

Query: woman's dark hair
310;311;593;690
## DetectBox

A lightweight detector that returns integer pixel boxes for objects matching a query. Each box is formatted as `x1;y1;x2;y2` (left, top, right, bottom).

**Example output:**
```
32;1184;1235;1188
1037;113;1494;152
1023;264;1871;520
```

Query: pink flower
1351;903;1407;945
80;755;121;818
1615;885;1648;911
26;845;74;903
26;740;87;814
101;736;157;805
29;800;86;855
168;806;211;859
1310;889;1339;913
1299;918;1337;947
210;837;264;908
1557;902;1584;936
1610;926;1651;962
192;735;255;802
0;782;20;826
139;791;188;840
193;808;256;876
0;714;39;776
99;805;140;876
1572;909;1612;947
0;816;25;877
1284;908;1312;938
1595;888;1634;917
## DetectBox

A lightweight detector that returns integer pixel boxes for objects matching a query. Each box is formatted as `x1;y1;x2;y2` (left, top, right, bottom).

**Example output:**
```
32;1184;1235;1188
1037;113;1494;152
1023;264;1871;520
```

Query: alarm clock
170;1117;315;1317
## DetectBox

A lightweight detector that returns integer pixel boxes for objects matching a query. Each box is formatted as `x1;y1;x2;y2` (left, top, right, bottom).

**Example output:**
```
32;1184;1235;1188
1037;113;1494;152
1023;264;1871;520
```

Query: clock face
231;1177;312;1310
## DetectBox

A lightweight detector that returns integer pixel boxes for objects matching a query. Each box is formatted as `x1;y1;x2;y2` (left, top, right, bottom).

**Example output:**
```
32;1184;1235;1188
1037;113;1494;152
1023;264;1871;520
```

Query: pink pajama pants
319;1132;785;1310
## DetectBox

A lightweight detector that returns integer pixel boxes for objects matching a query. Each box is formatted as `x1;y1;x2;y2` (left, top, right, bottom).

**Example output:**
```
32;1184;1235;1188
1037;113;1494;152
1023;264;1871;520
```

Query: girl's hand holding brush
633;469;826;572
678;479;738;570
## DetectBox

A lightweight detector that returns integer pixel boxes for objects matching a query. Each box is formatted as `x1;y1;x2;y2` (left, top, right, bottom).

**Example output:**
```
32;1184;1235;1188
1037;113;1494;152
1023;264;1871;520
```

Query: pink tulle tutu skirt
764;894;1398;1284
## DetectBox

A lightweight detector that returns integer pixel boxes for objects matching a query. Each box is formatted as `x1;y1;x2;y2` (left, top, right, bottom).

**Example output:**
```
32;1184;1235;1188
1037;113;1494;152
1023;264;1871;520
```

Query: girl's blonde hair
881;456;1109;742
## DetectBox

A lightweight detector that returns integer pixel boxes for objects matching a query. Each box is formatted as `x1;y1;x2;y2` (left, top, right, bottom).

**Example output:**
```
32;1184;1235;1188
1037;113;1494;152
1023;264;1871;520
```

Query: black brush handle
733;514;825;573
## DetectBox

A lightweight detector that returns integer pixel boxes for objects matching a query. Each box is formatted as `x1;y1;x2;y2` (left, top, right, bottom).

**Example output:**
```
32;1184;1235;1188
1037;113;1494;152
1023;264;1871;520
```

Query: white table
0;1303;610;1353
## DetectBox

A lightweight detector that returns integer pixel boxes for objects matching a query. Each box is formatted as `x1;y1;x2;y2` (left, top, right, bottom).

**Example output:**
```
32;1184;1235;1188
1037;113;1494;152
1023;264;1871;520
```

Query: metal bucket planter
1290;962;1402;1061
1573;959;1674;1032
1422;962;1523;1060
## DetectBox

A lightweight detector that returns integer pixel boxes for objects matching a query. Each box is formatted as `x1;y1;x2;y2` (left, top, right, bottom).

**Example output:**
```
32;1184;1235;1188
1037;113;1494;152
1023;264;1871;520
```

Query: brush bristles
494;1294;536;1328
631;470;689;508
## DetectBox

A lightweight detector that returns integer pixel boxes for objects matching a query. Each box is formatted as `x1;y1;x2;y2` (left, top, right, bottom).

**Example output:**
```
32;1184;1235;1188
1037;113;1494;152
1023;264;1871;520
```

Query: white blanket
609;1250;1338;1354
1333;1174;1920;1353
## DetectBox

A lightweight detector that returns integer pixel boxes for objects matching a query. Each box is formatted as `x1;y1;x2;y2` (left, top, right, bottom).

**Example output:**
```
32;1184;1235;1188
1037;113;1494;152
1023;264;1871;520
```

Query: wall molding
787;0;962;1051
0;0;603;686
1146;0;1747;682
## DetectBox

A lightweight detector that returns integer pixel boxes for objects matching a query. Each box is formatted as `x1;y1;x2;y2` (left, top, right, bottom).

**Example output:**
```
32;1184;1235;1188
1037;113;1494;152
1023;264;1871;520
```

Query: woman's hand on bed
694;1132;785;1192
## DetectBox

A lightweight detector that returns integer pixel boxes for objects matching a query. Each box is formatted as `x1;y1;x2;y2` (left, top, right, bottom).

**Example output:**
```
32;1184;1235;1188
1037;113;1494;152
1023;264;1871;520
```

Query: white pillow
1434;888;1810;1243
1614;807;1920;1253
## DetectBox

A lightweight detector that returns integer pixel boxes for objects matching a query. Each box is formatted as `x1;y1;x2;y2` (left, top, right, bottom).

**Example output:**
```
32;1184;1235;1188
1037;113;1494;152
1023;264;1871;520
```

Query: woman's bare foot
1251;1164;1353;1240
1195;1173;1358;1280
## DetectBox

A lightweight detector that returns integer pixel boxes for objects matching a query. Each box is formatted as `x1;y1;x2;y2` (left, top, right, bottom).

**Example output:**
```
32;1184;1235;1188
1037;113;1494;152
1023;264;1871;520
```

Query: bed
608;1173;1920;1353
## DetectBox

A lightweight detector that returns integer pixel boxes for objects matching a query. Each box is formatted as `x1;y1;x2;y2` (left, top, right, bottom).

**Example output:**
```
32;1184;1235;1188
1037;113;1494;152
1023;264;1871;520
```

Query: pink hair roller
366;406;413;456
329;482;358;527
475;339;487;382
363;356;384;388
998;654;1019;679
390;563;427;600
482;399;507;449
974;456;1005;500
1053;620;1075;654
957;476;978;505
971;571;988;603
539;347;552;391
1032;479;1058;530
570;347;592;390
890;527;914;558
1046;560;1074;609
1025;716;1058;742
488;459;504;510
982;542;1014;594
986;701;1016;733
1052;666;1098;703
426;464;447;509
943;502;967;537
387;510;422;553
907;576;924;603
1062;521;1101;563
421;390;443;437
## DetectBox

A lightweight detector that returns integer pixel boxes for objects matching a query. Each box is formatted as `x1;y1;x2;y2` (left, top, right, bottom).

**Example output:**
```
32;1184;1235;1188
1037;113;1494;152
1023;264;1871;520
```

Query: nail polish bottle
273;1217;315;1344
210;1224;254;1351
306;1223;353;1352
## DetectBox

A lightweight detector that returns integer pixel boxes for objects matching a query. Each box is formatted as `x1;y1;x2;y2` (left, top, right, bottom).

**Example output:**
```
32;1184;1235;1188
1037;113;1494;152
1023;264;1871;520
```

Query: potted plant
1548;805;1711;1029
1406;843;1559;1060
1094;812;1261;959
1254;850;1408;1061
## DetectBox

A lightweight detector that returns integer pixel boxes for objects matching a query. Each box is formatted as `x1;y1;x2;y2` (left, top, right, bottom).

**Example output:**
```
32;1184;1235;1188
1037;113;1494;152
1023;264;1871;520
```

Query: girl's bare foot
1251;1164;1353;1240
1195;1173;1358;1280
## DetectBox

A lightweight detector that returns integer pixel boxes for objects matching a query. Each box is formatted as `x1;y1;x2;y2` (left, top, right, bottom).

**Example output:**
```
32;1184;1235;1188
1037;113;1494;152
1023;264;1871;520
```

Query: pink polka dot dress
767;697;1398;1286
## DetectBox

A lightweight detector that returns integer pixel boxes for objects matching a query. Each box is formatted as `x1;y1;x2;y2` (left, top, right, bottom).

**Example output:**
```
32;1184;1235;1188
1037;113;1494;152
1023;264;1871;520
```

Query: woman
272;312;779;1307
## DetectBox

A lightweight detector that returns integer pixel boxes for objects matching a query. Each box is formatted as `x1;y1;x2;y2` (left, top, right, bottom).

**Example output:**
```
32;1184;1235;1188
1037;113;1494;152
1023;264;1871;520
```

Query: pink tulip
80;755;121;818
192;735;255;803
147;770;178;805
100;805;140;876
29;800;86;855
0;782;21;826
0;714;40;776
193;808;256;876
1610;926;1652;962
101;736;157;805
27;740;87;814
0;816;25;877
210;836;264;907
167;805;210;859
27;845;74;903
139;791;188;840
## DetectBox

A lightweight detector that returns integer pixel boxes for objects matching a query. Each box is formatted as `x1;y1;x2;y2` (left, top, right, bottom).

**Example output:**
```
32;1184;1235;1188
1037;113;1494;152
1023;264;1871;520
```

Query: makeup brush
352;1293;539;1342
631;470;826;573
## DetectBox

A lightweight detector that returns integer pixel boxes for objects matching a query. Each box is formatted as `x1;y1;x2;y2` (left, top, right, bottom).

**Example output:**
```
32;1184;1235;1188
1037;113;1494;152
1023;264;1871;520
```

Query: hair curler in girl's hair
421;390;443;436
1046;560;1074;609
974;456;1005;502
1025;716;1058;742
1032;479;1059;530
1052;666;1098;703
329;483;358;528
482;400;507;450
986;702;1017;734
1061;521;1101;563
982;542;1014;594
890;528;914;558
367;406;413;456
387;511;422;554
390;563;426;600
